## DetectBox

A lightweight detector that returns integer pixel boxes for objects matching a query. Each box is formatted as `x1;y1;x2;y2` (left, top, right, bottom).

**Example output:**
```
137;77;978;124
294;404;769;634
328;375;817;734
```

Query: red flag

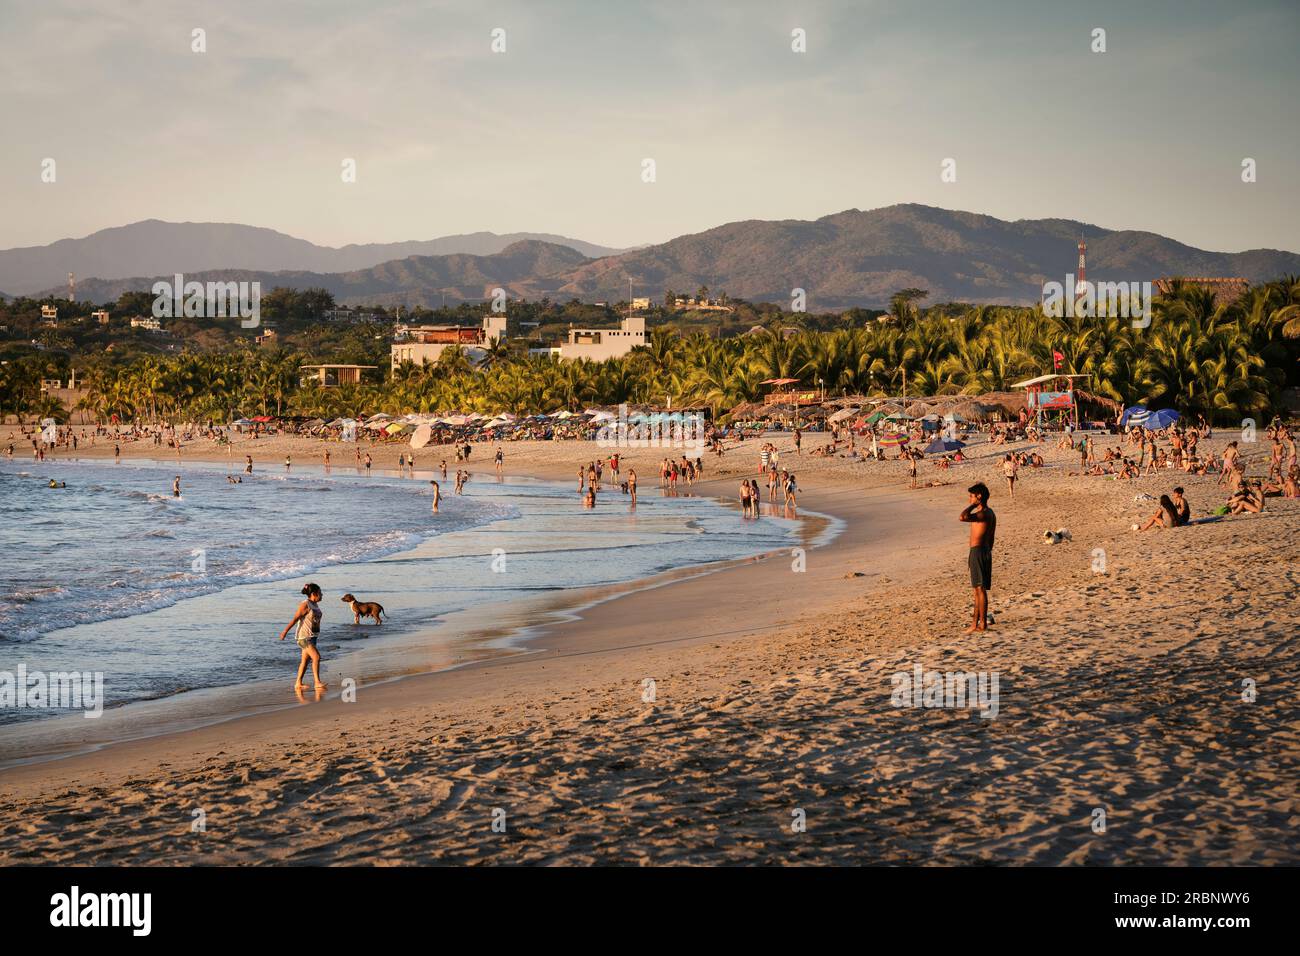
1052;350;1064;370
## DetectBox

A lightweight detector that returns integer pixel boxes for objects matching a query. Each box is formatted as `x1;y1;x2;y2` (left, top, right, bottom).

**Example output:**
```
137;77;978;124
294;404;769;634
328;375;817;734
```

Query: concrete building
39;369;93;424
299;364;378;388
130;316;163;332
390;314;508;370
559;315;646;361
91;310;110;325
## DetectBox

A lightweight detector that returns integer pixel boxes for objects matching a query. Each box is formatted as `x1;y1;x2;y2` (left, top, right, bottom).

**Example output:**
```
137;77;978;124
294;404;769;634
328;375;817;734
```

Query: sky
2;0;1298;253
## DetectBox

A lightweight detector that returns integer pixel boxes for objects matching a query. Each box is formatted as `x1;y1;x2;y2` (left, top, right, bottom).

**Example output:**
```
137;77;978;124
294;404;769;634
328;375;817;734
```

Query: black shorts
968;546;992;589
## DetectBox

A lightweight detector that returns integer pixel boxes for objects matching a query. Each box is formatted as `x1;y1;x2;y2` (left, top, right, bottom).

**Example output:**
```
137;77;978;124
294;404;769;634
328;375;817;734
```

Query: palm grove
3;278;1298;427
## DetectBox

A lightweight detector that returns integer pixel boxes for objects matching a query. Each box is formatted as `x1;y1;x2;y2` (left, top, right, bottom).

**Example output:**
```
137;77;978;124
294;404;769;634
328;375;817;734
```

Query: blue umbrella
924;437;966;454
1120;405;1149;426
1146;408;1180;430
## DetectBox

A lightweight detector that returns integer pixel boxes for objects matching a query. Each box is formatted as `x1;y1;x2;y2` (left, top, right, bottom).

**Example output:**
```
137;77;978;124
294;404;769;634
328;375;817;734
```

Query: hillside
0;221;625;297
24;205;1300;310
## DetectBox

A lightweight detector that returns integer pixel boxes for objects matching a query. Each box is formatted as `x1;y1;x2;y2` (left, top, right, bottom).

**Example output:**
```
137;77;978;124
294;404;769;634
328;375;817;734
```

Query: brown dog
340;593;385;625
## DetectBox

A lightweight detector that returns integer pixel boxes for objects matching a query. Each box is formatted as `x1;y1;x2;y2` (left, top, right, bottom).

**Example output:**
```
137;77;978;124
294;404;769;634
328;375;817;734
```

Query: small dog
340;593;385;625
1042;528;1073;545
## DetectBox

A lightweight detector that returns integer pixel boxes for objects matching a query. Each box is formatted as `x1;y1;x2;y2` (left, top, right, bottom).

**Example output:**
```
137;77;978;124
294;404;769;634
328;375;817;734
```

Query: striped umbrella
878;433;910;447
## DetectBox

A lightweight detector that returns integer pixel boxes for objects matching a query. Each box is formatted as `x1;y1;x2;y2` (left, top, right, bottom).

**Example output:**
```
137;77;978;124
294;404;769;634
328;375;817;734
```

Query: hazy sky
2;0;1297;253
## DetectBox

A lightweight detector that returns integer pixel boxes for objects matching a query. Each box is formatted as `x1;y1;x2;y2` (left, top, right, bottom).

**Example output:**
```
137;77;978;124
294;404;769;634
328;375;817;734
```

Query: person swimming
48;479;66;488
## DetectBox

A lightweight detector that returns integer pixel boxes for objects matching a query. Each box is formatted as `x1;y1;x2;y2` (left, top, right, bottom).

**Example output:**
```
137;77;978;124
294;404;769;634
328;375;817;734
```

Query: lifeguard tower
1011;373;1090;428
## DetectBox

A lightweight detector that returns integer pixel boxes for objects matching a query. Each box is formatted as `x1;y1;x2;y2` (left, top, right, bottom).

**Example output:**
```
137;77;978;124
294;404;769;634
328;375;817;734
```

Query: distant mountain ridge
0;220;628;297
23;205;1300;309
550;205;1300;308
50;240;594;309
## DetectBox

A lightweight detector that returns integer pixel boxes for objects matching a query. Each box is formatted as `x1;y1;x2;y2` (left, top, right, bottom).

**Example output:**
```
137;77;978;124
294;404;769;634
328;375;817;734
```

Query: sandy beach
1;424;1297;864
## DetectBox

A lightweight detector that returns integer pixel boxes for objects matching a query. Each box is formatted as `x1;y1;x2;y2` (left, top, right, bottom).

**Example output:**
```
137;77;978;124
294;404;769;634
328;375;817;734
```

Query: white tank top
296;600;321;640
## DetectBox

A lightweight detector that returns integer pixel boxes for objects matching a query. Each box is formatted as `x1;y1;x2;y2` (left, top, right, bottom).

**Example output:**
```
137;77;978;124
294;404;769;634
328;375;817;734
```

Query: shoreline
0;447;842;772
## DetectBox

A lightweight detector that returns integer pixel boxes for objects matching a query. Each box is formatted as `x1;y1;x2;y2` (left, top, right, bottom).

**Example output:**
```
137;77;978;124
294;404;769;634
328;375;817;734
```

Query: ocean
0;456;807;738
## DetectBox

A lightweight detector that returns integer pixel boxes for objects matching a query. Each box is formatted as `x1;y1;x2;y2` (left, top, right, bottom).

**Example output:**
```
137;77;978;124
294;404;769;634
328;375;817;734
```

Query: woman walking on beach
280;583;326;691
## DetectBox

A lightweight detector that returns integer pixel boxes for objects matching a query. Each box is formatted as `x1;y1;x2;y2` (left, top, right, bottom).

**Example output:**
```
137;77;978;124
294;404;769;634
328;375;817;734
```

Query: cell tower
68;272;75;303
1075;238;1087;301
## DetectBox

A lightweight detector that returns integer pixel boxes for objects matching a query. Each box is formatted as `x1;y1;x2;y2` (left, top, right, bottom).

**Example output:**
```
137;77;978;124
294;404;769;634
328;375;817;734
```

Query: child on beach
280;583;326;691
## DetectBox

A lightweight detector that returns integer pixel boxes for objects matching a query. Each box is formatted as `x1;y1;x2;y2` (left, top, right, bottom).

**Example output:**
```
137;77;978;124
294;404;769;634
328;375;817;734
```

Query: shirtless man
1171;486;1191;526
958;482;997;633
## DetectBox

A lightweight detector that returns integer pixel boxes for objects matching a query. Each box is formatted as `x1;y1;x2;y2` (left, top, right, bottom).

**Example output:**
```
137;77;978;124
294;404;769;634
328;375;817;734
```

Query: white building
559;315;645;362
390;314;508;370
131;316;163;332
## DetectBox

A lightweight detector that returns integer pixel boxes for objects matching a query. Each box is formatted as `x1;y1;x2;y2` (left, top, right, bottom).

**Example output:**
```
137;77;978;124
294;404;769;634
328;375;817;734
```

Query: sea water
0;456;804;733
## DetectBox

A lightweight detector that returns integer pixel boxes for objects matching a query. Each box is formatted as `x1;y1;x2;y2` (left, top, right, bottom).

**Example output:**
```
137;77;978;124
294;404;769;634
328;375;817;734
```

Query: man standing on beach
959;482;996;633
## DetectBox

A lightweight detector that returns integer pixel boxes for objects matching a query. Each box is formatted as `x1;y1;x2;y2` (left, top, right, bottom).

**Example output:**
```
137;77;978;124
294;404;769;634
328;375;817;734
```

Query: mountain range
14;205;1300;310
0;221;628;298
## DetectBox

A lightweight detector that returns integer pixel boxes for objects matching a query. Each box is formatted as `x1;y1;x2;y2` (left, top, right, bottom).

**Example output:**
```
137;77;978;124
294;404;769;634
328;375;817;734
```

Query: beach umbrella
1120;405;1150;426
924;437;966;454
410;423;433;449
1146;408;1180;430
879;433;909;447
827;407;859;423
